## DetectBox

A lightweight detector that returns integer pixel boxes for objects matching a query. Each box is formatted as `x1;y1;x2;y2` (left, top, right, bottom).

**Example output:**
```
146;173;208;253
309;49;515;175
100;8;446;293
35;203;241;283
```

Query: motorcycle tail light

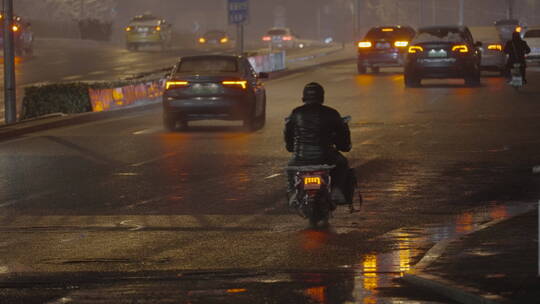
222;80;247;89
166;81;189;90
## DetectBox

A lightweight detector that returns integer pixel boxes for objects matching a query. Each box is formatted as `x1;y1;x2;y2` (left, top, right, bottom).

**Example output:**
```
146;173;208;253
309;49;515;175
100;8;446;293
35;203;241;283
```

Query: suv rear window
364;28;414;40
268;29;287;36
414;28;465;43
177;57;238;73
524;30;540;38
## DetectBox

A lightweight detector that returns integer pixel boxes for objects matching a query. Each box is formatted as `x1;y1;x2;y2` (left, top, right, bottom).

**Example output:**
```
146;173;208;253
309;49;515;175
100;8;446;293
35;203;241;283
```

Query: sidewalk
404;208;539;304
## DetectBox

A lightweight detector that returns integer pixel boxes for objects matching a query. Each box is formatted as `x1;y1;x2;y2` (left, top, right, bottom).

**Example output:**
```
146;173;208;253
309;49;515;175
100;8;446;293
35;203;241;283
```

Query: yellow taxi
125;13;172;51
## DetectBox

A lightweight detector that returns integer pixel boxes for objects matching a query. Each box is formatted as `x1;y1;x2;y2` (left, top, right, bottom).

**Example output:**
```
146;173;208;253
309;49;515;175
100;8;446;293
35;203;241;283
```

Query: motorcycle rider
504;31;531;83
284;82;352;206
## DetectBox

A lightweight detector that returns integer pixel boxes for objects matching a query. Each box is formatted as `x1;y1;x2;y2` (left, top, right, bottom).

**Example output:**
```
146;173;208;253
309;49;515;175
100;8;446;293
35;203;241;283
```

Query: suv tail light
262;36;271;41
283;36;292;41
166;81;189;90
222;80;247;89
358;41;372;48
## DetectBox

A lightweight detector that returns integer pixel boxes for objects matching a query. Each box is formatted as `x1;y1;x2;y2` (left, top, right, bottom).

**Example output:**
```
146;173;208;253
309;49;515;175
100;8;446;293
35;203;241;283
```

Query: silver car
471;26;507;76
523;27;540;64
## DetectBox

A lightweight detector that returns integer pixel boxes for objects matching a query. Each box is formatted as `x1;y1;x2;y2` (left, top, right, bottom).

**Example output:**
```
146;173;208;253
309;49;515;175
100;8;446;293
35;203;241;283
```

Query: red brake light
166;81;189;90
262;36;271;41
222;80;247;90
283;36;292;41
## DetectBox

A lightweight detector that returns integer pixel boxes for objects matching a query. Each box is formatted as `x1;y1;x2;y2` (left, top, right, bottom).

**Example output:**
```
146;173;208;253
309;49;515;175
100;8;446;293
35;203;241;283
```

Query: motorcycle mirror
342;115;352;124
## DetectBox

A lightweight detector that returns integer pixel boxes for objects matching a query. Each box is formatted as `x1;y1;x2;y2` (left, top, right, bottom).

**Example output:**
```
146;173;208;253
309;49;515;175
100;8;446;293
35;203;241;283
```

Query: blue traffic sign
228;0;249;24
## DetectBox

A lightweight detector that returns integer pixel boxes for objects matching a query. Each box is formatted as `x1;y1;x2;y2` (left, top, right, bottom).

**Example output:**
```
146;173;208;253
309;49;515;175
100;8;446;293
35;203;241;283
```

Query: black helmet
302;82;324;104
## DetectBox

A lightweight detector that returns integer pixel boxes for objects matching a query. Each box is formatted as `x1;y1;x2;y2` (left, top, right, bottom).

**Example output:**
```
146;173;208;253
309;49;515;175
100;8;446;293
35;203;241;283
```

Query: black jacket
285;103;351;163
504;39;531;63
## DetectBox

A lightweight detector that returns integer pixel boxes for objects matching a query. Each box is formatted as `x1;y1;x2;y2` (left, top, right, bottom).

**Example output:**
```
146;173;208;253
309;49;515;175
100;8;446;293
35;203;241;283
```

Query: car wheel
465;71;481;87
243;107;258;132
371;66;380;74
357;63;367;74
404;73;421;87
256;98;267;130
163;114;177;131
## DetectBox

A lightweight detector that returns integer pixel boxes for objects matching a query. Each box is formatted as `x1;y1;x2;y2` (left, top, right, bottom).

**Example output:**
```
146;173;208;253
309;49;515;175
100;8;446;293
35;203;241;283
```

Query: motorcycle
509;63;524;90
288;164;336;227
286;116;359;227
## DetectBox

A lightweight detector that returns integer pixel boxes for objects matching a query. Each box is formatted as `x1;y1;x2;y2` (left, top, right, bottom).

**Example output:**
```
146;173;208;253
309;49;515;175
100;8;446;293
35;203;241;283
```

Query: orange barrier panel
89;79;164;112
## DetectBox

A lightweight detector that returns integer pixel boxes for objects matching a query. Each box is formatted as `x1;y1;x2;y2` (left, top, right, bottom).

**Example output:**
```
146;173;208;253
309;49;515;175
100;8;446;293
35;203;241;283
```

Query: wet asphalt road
1;60;540;303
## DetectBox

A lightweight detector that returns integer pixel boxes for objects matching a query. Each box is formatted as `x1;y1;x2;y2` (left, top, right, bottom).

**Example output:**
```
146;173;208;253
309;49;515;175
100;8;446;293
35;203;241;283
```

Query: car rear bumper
163;96;252;121
358;52;405;67
406;57;477;78
126;34;163;44
481;53;506;70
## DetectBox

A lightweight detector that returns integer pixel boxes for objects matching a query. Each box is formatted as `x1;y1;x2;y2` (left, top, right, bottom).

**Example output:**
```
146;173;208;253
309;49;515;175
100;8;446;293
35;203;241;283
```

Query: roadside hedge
21;77;164;120
22;82;93;120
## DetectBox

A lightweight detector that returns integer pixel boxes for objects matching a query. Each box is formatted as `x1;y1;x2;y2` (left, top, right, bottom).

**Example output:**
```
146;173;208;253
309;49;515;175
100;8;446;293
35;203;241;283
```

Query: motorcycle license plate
303;177;322;190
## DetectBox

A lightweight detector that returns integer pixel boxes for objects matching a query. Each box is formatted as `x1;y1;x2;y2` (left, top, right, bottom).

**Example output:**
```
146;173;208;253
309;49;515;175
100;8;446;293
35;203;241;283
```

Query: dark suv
357;26;416;74
404;26;482;87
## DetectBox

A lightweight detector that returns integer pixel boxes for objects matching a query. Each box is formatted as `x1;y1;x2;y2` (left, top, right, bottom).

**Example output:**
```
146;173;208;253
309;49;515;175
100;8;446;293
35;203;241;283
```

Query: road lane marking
0;190;55;208
62;75;84;81
88;70;107;76
133;127;162;135
119;220;145;231
130;152;178;167
264;173;282;179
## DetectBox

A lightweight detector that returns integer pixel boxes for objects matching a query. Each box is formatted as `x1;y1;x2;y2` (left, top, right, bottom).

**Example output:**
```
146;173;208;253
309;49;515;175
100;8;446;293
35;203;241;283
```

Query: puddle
346;201;536;301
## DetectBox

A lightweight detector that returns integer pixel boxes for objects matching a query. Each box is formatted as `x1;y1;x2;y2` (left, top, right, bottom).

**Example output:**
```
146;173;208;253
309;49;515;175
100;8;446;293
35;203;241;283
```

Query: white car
523;27;540;64
470;26;507;75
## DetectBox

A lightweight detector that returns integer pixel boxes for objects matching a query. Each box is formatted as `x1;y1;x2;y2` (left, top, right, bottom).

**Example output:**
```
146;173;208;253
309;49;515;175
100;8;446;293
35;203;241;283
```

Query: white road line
264;173;282;179
130;152;178;167
88;70;107;76
62;75;84;81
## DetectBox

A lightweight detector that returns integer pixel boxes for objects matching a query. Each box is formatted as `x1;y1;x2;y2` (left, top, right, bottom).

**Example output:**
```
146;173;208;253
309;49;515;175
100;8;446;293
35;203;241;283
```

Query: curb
398;206;537;304
402;272;510;304
0;100;160;142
